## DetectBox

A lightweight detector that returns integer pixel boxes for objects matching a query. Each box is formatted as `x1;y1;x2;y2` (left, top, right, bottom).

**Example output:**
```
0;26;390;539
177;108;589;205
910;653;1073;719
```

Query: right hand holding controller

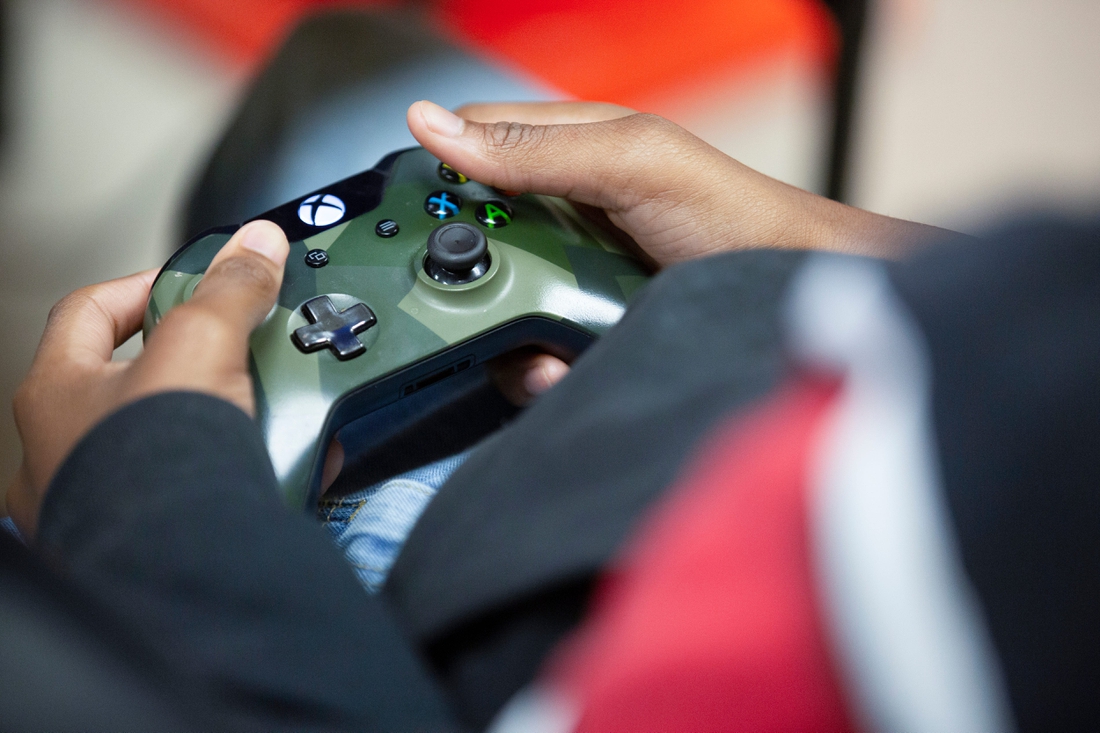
421;100;954;403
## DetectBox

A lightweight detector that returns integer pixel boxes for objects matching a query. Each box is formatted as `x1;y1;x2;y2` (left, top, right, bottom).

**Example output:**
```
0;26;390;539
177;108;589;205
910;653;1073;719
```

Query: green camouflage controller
145;147;649;509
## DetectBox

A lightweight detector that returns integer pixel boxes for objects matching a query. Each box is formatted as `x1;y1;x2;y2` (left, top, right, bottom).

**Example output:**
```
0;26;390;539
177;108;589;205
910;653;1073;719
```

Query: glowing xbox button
298;193;346;227
475;201;512;229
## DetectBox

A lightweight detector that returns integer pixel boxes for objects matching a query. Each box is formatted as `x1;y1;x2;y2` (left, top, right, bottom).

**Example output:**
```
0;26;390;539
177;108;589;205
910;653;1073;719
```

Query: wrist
793;193;957;260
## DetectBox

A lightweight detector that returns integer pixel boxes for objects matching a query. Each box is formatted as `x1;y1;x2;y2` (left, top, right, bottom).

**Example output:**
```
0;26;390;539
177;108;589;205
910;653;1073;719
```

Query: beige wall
0;0;241;508
850;0;1100;229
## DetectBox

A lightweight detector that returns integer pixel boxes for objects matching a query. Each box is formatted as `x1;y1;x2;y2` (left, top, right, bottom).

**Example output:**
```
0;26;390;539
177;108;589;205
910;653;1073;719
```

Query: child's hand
6;221;290;539
408;100;946;268
413;100;957;403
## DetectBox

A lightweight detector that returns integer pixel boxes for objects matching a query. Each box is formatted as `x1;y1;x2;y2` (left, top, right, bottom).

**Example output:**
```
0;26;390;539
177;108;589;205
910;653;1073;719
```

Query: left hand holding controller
5;221;290;538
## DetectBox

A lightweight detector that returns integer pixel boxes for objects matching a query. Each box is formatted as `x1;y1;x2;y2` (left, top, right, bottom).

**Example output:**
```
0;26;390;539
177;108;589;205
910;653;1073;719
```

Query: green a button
475;201;513;229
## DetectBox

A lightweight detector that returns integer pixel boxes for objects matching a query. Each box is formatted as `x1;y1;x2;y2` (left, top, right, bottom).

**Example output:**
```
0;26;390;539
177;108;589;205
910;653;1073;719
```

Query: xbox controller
145;147;650;509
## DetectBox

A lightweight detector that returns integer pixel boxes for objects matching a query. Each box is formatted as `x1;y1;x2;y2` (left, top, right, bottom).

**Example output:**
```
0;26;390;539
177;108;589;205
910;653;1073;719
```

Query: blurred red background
121;0;836;108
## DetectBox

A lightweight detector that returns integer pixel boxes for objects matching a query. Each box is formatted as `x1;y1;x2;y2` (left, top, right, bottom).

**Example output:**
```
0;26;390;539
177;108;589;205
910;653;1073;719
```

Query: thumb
136;220;288;413
184;219;289;340
407;100;703;213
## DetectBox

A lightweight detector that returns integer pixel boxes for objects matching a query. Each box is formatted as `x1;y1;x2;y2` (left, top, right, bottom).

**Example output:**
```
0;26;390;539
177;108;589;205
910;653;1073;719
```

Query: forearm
808;196;969;259
36;392;455;733
730;162;968;261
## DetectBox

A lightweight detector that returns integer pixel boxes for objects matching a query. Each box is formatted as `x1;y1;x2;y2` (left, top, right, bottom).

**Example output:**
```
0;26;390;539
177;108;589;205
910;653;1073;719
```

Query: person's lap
318;449;472;592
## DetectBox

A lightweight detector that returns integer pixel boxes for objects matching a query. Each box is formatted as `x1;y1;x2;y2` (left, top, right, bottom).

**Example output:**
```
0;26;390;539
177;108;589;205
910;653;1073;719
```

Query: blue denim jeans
317;450;471;593
0;516;21;542
0;457;467;591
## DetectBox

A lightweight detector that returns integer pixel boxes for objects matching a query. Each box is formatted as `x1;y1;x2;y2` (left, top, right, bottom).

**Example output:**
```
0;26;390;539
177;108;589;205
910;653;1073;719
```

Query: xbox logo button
298;193;346;227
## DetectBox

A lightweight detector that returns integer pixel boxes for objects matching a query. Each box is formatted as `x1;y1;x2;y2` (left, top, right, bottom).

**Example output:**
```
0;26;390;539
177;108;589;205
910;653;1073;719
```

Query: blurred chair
179;8;556;241
123;0;852;238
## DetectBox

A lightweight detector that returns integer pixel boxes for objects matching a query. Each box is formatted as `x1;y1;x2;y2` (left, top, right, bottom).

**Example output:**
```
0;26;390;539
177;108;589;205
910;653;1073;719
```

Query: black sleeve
386;248;808;727
888;216;1100;732
35;392;457;733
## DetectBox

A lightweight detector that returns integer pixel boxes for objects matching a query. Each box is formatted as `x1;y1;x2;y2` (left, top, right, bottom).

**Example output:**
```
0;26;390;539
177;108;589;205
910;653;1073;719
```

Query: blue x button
425;190;462;220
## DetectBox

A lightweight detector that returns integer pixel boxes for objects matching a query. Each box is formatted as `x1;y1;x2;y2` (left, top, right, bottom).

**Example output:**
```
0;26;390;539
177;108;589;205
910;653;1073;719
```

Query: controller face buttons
475;201;512;229
304;249;329;268
291;295;377;360
438;162;468;184
425;191;462;220
425;222;491;285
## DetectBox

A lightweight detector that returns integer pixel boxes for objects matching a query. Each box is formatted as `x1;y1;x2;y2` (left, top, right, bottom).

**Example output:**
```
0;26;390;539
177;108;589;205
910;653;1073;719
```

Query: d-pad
291;296;377;361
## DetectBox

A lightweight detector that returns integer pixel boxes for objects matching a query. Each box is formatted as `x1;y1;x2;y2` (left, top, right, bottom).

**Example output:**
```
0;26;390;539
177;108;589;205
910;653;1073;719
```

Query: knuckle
623;112;669;133
479;121;556;191
11;380;32;419
11;373;51;427
606;114;702;201
619;114;683;159
621;113;675;140
49;283;121;326
45;287;120;349
47;288;96;327
481;121;546;156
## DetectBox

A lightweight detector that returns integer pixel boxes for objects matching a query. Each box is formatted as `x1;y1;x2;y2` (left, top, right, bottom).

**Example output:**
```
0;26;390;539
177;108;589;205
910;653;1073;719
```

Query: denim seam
344;500;369;524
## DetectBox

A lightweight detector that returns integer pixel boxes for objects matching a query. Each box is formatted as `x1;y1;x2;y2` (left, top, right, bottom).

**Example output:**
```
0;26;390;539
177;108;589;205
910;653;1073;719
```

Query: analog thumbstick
427;222;487;271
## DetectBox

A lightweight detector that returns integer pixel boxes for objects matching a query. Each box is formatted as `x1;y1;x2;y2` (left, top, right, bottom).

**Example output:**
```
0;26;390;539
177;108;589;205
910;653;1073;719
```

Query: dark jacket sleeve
35;392;457;733
888;216;1100;731
386;248;808;727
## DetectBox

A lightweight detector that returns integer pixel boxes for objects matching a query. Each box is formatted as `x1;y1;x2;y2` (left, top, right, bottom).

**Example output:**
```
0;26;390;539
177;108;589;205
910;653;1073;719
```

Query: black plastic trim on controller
401;356;474;397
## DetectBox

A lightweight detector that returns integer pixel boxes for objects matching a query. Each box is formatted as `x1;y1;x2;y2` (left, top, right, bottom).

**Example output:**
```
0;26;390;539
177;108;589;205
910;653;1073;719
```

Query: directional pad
291;296;377;361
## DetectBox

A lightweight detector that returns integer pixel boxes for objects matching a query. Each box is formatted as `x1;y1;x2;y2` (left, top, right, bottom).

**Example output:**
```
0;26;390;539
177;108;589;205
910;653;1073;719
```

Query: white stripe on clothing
789;256;1014;733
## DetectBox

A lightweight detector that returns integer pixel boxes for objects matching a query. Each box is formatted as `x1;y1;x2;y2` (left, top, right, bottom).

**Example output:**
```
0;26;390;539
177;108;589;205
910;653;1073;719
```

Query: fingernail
524;366;550;397
524;359;567;397
419;100;465;137
239;221;288;265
